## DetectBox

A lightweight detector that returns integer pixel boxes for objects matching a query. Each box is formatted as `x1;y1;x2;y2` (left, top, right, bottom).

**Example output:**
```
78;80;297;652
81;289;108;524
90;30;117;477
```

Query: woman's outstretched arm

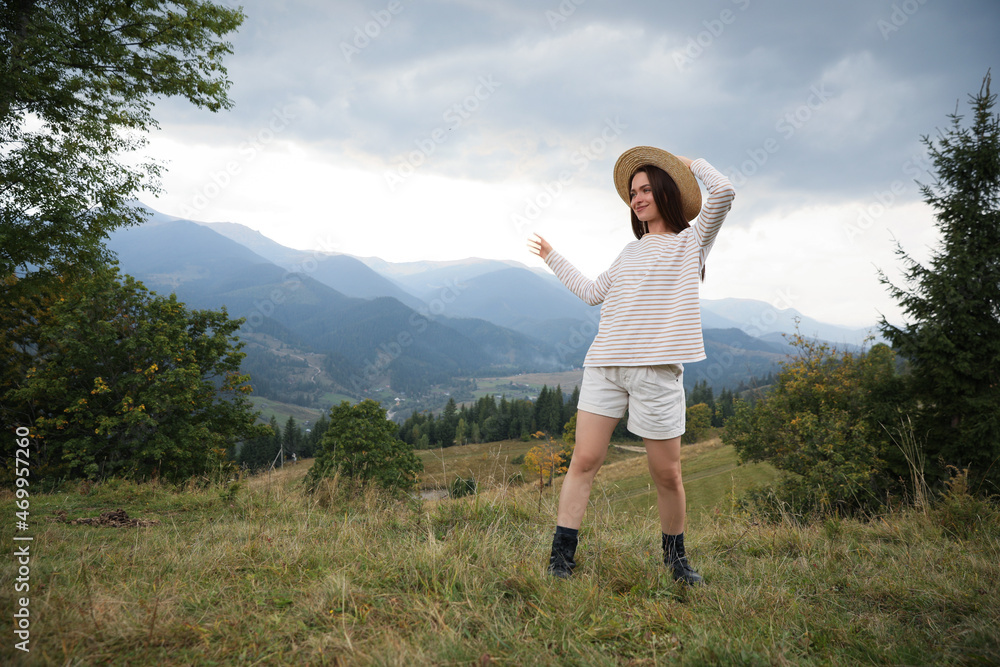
528;233;613;306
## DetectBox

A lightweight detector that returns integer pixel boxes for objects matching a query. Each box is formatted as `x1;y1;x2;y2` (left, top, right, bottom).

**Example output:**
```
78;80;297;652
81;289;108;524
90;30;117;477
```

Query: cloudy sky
144;0;999;328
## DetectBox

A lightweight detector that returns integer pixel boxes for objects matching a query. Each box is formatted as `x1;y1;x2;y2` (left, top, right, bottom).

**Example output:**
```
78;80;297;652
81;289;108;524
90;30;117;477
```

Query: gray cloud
152;0;999;219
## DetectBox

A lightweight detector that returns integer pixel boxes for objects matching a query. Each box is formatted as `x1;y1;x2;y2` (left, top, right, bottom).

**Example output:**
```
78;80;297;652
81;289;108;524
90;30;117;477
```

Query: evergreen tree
880;72;1000;490
282;416;301;458
437;397;459;446
496;396;513;440
563;385;580;426
551;385;565;433
715;388;737;426
689;380;716;418
267;416;283;466
239;416;281;471
301;415;328;459
534;384;563;435
481;415;501;443
306;400;422;495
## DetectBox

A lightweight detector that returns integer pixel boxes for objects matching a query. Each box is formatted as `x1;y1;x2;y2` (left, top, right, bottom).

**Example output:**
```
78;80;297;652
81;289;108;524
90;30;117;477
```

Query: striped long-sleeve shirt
545;158;735;366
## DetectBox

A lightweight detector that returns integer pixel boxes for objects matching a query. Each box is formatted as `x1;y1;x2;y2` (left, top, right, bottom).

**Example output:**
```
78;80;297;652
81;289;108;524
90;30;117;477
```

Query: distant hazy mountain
117;205;881;402
688;330;787;390
418;267;600;340
305;255;427;310
699;307;744;330
107;216;562;398
196;220;307;267
356;255;525;279
190;215;876;347
703;328;789;355
197;221;425;310
108;218;277;290
701;298;878;346
358;256;545;298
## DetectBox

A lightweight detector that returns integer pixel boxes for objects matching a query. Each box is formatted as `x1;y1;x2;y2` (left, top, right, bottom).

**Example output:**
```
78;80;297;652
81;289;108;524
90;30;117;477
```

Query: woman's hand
527;233;552;260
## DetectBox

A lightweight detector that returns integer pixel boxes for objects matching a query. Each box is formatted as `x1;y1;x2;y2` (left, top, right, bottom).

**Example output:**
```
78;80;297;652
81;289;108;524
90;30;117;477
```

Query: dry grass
416;438;646;492
1;443;998;666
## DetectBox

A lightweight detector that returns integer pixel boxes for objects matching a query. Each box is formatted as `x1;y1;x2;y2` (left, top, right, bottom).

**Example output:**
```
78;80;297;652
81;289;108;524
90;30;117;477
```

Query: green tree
1;267;261;482
533;384;563;435
436;397;458;446
1;0;243;277
880;72;1000;491
683;403;713;444
239;416;280;471
689;379;715;413
283;416;302;458
301;414;328;459
562;412;578;446
562;385;580;427
723;335;910;514
306;400;422;495
523;431;569;510
715;388;736;426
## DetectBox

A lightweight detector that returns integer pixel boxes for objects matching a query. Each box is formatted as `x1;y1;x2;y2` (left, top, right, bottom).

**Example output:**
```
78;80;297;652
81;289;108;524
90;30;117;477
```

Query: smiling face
629;171;663;227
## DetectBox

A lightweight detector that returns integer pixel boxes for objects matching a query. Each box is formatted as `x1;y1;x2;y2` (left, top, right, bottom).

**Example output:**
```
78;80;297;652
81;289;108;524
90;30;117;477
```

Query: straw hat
613;146;702;222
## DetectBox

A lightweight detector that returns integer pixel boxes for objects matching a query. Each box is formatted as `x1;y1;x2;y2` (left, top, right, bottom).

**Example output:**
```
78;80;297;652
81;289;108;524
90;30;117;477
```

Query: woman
527;146;735;584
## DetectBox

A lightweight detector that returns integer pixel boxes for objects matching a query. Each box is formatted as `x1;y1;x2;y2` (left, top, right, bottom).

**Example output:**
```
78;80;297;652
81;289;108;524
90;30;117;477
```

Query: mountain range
105;206;878;409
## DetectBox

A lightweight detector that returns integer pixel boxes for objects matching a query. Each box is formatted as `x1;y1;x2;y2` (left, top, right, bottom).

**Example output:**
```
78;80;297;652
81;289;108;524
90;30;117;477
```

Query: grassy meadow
248;395;325;428
2;437;998;666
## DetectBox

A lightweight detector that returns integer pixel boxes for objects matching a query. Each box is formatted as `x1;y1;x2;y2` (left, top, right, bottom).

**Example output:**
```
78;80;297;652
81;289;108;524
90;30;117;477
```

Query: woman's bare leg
643;435;685;534
555;410;619;530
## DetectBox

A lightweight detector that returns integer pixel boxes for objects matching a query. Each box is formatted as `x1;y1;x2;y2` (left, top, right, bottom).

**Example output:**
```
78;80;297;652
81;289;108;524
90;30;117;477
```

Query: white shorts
577;365;686;440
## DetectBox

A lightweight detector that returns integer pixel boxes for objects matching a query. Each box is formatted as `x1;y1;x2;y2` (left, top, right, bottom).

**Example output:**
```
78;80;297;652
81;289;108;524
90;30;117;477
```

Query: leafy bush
935;467;1000;540
723;334;911;515
1;268;262;484
448;475;477;498
682;402;713;444
306;400;422;496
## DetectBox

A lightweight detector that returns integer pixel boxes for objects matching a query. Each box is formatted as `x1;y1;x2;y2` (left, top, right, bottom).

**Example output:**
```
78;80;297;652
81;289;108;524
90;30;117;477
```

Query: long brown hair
629;164;689;240
629;164;705;279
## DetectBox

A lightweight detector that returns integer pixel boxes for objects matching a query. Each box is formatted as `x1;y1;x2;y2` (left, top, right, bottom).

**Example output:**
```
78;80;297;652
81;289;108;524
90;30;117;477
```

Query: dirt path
289;354;322;384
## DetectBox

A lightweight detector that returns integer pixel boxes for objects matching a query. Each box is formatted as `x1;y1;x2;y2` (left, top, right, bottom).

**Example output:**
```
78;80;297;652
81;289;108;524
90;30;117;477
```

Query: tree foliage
682;403;713;444
523;431;570;509
399;384;584;449
1;0;243;276
307;400;422;495
723;335;910;514
562;412;577;446
0;267;261;482
880;72;1000;491
238;416;282;472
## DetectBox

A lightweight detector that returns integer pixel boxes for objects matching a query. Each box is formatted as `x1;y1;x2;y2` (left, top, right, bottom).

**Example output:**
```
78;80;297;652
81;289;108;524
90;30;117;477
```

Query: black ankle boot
662;533;703;585
548;529;578;578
